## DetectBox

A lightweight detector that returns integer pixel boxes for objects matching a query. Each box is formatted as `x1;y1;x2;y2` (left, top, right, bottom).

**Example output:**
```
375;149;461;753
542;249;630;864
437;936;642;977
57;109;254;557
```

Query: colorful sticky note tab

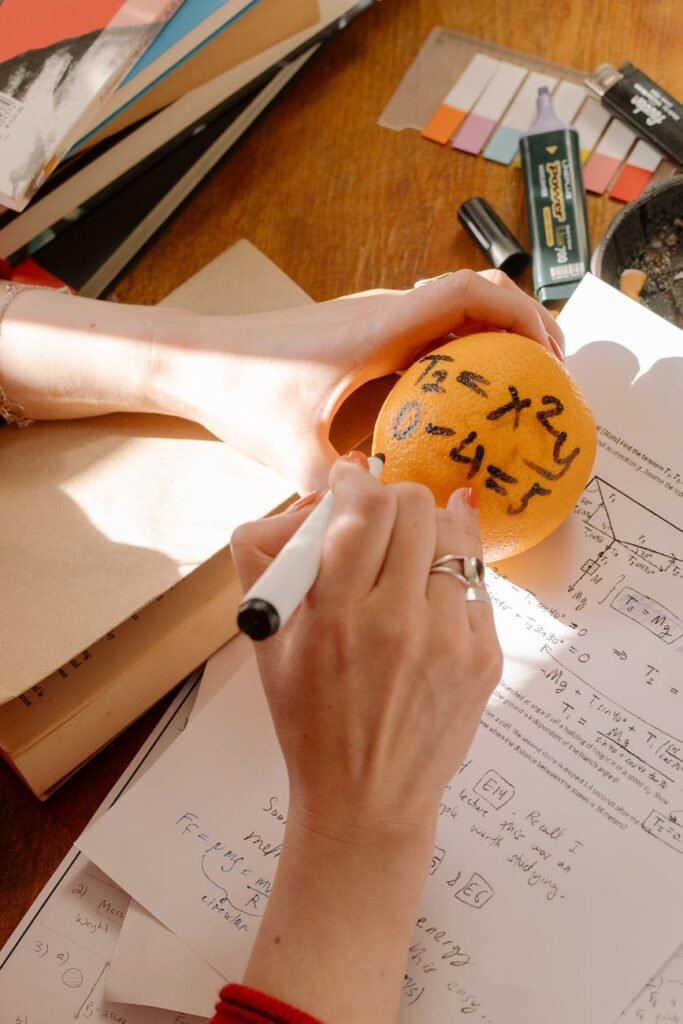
422;53;499;145
571;97;611;163
452;61;527;155
551;81;587;126
609;139;662;201
483;71;557;164
583;119;637;194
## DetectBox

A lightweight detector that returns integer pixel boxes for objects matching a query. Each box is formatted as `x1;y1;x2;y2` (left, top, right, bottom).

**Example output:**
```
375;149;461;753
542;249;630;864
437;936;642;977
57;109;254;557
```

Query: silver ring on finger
465;584;492;607
429;564;469;587
431;554;485;586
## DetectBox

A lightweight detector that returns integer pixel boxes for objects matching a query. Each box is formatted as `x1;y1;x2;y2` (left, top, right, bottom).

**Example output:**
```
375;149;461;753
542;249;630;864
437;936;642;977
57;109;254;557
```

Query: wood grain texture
2;0;682;947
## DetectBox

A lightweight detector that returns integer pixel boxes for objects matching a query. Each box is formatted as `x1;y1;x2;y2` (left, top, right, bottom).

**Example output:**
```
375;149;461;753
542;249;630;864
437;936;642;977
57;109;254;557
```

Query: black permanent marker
585;62;683;167
237;454;385;641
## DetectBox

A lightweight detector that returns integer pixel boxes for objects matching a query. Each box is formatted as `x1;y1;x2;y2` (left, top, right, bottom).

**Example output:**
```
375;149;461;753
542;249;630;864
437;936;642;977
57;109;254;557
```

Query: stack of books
0;0;372;295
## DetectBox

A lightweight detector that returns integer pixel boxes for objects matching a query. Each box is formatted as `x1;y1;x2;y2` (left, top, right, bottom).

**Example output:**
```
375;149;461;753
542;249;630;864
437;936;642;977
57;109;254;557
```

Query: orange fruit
372;331;596;561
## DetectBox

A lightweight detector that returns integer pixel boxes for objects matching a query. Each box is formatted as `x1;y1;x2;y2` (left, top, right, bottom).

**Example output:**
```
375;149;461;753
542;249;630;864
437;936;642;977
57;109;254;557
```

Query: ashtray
590;175;683;328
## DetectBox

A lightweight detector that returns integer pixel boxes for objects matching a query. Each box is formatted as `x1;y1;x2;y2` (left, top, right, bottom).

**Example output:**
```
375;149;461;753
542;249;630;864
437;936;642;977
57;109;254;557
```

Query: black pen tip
373;452;386;463
237;598;280;641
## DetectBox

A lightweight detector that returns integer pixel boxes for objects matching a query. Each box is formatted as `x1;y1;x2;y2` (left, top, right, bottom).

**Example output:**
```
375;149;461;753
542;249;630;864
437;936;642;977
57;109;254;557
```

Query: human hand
170;269;563;494
231;453;503;842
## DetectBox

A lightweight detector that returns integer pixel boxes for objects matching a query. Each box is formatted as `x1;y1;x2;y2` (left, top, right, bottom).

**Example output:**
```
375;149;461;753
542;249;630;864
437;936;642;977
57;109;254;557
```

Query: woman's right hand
231;452;503;842
231;454;503;1023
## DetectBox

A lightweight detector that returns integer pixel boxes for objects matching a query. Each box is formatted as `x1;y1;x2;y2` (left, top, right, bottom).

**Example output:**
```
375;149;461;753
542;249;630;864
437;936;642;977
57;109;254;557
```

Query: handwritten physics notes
78;661;288;982
0;860;210;1024
0;678;207;1024
78;563;683;1024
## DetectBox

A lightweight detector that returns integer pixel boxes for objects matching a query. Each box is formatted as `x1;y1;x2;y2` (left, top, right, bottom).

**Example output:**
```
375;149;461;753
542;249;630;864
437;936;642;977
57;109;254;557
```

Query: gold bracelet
0;281;71;428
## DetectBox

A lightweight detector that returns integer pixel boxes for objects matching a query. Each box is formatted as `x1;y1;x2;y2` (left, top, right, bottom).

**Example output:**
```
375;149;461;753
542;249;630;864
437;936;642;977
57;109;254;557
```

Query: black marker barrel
237;455;385;640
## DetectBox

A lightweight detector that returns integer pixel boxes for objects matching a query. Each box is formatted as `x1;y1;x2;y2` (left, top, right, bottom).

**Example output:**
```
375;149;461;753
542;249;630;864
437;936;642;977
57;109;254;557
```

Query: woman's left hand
167;269;563;494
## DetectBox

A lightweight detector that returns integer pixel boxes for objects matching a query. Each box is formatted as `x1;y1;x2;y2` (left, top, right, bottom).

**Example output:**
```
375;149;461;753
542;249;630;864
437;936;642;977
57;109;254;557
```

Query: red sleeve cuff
211;983;324;1024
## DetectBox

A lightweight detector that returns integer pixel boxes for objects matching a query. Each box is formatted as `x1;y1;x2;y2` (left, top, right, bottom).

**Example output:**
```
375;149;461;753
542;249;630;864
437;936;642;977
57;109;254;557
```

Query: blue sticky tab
483;124;523;165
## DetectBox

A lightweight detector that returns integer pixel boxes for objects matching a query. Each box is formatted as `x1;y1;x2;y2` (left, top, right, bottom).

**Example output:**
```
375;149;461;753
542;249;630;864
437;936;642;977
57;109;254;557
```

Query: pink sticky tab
583;153;621;194
453;114;497;154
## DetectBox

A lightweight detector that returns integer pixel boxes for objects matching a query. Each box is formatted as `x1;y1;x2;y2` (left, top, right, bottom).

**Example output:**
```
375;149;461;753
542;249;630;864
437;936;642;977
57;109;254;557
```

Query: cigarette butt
620;268;648;302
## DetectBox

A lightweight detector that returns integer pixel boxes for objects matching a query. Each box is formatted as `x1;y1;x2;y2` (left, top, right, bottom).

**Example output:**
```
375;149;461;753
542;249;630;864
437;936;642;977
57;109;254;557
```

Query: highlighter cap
458;197;529;278
524;86;568;135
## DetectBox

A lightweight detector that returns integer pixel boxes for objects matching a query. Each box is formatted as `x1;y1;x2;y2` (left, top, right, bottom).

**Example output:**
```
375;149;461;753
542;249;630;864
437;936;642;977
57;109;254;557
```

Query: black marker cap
457;197;529;278
237;598;280;641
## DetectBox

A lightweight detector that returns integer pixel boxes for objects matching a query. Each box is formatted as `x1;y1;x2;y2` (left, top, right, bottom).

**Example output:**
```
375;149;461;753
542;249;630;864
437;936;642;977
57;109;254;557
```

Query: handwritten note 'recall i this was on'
3;273;678;1024
72;276;683;1024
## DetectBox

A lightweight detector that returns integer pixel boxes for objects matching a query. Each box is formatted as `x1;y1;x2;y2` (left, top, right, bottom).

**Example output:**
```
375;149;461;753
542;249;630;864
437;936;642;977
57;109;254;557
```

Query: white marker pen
237;454;385;640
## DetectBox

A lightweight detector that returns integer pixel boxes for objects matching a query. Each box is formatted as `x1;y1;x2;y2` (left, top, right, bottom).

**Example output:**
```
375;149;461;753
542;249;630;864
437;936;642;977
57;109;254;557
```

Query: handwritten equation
612;586;683;645
388;351;585;518
642;810;683;855
536;646;683;797
174;810;277;926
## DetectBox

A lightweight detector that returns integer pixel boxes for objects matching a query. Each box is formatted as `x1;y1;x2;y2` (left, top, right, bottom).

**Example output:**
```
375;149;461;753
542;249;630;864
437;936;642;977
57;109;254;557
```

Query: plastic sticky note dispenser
458;197;529;277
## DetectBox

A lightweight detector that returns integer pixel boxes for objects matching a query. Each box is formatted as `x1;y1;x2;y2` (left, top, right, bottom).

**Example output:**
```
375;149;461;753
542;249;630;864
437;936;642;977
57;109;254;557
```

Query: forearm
0;286;199;420
0;285;317;483
243;815;436;1024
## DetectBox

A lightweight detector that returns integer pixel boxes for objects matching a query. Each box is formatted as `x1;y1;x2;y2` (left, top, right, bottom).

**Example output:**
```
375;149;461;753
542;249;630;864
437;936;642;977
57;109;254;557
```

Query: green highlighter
519;87;591;305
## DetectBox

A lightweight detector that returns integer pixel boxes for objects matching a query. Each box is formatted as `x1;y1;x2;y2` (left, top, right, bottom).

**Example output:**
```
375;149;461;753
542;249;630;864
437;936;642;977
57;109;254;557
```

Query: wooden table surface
2;0;682;949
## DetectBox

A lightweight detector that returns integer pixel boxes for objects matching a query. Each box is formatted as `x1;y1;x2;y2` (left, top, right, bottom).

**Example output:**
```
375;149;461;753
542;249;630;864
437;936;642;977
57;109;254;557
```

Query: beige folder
0;240;388;795
0;240;309;704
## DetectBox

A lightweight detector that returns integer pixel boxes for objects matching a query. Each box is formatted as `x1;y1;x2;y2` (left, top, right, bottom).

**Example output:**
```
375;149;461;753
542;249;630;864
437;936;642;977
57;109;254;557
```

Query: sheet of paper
115;637;683;1024
110;628;683;1024
103;636;249;1017
621;943;683;1023
76;276;683;1023
0;675;208;1024
107;902;225;1019
79;659;285;982
193;633;254;717
104;635;250;1017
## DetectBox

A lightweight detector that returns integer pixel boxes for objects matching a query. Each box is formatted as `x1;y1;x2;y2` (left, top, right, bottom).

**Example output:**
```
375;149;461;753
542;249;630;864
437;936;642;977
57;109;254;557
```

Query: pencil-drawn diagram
568;477;683;638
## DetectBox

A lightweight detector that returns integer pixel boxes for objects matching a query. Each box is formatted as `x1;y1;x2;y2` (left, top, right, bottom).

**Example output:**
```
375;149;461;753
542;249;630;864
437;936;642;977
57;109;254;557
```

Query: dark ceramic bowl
590;175;683;327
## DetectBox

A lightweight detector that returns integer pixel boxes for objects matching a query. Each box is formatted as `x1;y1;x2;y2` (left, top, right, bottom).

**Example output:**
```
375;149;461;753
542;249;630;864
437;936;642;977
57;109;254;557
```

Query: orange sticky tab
422;105;467;145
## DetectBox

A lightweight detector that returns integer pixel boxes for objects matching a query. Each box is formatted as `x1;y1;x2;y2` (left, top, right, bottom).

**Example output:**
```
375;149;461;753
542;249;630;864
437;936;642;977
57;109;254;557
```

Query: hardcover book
77;0;320;153
0;0;183;211
92;0;259;133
